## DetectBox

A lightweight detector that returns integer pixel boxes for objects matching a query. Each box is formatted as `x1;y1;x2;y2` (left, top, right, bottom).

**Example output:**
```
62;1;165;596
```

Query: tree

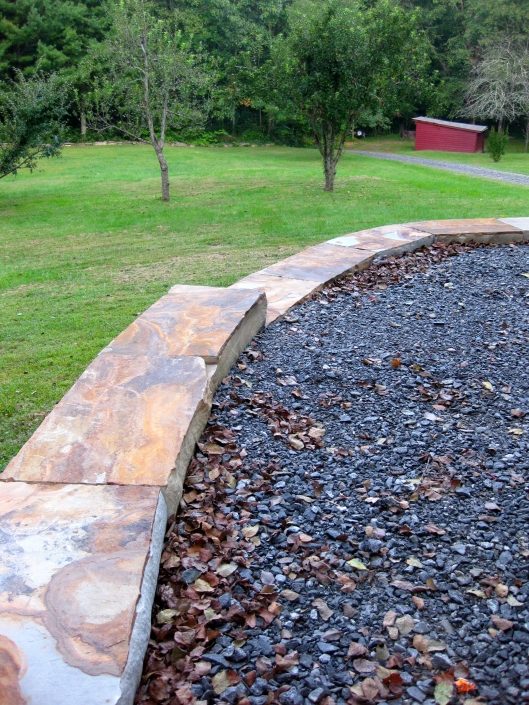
154;0;293;136
86;0;212;201
463;42;529;150
0;0;108;135
0;71;67;180
273;0;427;191
0;0;107;77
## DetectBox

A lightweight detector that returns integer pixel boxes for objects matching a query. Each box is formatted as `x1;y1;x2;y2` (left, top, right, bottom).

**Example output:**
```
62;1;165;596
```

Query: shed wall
415;122;482;153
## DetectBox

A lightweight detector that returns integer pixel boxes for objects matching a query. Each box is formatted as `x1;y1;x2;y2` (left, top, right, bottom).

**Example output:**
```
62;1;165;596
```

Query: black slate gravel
140;243;529;705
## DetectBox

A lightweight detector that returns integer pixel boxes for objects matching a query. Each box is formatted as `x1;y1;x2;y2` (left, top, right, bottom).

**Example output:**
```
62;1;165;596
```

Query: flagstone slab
499;217;529;235
328;225;434;256
110;285;265;388
260;243;373;283
0;482;167;705
147;285;265;364
408;218;525;243
2;353;210;510
231;272;322;324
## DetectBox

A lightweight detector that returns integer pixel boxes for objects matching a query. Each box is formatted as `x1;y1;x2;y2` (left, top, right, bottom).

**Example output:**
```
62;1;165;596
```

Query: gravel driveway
351;150;529;188
137;243;529;705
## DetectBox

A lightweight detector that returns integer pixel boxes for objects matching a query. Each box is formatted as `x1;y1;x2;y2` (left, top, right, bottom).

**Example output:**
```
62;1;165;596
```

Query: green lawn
348;134;529;174
1;143;529;468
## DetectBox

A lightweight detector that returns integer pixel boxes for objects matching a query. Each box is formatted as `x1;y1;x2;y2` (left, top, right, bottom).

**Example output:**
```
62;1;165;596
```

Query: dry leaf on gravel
281;589;300;601
156;609;177;624
395;614;414;635
194;578;215;593
434;681;454;705
348;642;368;658
383;610;397;627
495;583;509;597
242;525;259;538
312;598;334;621
413;635;447;653
288;434;305;450
353;658;377;674
455;678;477;693
216;563;238;577
364;677;383;700
212;669;239;695
491;615;514;631
275;651;299;670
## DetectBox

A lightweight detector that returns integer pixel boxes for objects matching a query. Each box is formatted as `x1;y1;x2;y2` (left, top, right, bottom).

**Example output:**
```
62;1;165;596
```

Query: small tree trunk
525;117;529;153
324;155;336;191
80;111;87;138
153;144;170;201
321;127;338;192
267;115;274;137
323;138;336;192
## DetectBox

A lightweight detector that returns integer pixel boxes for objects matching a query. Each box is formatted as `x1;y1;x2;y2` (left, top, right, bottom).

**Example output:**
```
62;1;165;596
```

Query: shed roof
413;117;488;133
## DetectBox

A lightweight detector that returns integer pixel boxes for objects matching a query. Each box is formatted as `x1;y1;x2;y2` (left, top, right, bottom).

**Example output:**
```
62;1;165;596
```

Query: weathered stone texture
409;217;524;243
260;243;372;282
2;353;209;498
329;225;434;256
232;272;322;323
0;482;166;705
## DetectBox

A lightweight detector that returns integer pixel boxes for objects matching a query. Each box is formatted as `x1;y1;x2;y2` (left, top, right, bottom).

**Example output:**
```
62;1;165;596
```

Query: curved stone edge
233;218;529;325
2;286;266;508
1;216;528;705
118;492;168;705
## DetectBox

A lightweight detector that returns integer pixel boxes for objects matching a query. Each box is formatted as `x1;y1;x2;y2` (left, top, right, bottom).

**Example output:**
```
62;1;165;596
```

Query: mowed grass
348;134;529;174
1;143;529;468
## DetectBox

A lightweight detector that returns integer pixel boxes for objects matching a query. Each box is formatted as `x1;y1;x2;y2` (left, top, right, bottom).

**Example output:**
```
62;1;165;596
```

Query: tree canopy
2;0;529;187
0;71;67;179
272;0;428;190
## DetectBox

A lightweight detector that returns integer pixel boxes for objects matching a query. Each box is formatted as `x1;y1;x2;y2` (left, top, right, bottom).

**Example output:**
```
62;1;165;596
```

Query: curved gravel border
138;242;529;705
351;151;529;188
2;218;529;705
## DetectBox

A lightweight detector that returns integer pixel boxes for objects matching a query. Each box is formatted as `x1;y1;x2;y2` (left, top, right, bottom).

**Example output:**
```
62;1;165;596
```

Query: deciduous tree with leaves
0;71;67;180
273;0;427;191
87;0;213;201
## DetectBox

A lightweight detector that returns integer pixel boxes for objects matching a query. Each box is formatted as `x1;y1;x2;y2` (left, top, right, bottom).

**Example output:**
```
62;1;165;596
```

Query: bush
487;128;508;162
237;128;267;144
177;129;233;145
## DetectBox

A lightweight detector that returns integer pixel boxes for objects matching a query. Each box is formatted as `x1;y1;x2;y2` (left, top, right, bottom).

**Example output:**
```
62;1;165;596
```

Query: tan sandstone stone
0;482;167;705
231;272;322;324
408;217;524;244
260;243;373;282
2;353;209;509
328;224;434;257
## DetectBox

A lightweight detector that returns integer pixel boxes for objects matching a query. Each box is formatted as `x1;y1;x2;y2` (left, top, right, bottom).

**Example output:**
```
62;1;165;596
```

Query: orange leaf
455;678;477;694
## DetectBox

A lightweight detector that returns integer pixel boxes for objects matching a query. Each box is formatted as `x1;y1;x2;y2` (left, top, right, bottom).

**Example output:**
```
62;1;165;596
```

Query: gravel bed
137;243;529;705
351;150;529;187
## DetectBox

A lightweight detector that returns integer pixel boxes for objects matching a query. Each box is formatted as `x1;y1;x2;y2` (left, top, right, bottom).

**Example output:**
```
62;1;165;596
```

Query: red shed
413;117;487;153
